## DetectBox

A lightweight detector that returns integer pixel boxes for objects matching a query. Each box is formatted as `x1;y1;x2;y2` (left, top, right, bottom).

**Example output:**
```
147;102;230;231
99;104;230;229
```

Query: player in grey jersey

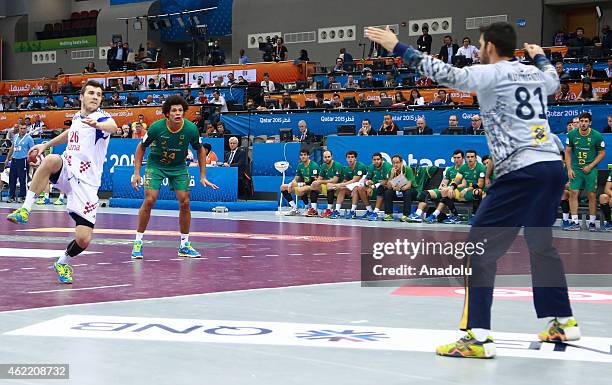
367;22;578;359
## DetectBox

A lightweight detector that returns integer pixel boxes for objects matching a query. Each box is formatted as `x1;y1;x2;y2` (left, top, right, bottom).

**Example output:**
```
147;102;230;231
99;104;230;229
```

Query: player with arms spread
7;80;117;284
131;95;218;259
367;22;579;358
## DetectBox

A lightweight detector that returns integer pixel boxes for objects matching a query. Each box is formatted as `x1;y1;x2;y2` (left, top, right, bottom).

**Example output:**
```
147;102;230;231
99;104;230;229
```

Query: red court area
0;208;609;312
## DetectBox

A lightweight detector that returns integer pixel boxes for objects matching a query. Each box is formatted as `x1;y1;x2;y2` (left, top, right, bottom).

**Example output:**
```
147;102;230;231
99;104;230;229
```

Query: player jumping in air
131;95;218;259
7;80;118;284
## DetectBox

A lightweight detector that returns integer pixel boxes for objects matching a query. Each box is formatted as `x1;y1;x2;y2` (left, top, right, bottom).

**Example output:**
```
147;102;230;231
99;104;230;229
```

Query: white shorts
52;156;100;225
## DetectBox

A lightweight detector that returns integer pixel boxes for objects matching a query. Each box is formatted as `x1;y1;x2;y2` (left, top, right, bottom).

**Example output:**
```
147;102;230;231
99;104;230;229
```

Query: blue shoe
359;210;372;220
178;242;201;258
443;215;461;224
366;211;379;221
565;222;581;231
329;210;341;219
561;219;571;230
407;212;423;223
424;214;438;224
344;210;357;219
588;222;598;232
53;262;73;284
602;222;612;232
6;207;30;224
131;240;143;259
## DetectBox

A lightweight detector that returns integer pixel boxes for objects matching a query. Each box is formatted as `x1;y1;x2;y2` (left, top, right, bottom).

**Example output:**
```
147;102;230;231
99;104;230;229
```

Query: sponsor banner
222;106;611;138
112;165;237;202
13;36;97;53
0;79;59;96
6;315;612;362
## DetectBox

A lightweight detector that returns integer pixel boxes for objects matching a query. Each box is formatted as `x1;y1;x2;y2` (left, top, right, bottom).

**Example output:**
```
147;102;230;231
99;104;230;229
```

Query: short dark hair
444;35;452;40
576;27;584;32
482;155;491;162
479;22;517;58
362;118;371;124
346;150;357;158
162;95;189;116
391;154;403;162
80;79;103;95
372;152;382;159
300;149;309;155
453;149;464;157
466;149;478;157
202;143;212;153
578;112;592;121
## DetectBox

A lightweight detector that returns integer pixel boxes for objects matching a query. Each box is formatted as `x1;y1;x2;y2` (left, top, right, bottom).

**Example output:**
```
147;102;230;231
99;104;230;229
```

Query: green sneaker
538;318;581;342
131;240;143;259
383;214;395;221
36;197;50;205
6;207;30;224
400;215;409;222
436;330;496;358
178;242;201;258
53;262;74;284
53;197;65;205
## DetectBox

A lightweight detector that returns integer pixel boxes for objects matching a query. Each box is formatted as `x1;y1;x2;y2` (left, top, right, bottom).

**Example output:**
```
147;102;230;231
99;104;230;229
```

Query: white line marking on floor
218;256;231;259
289;253;303;256
582;252;596;255
313;253;327;256
350;320;369;324
96;262;112;265
170;258;182;261
20;267;36;270
0;268;10;272
147;259;160;262
27;284;132;294
72;264;88;267
240;255;255;258
336;252;351;255
265;254;279;257
122;261;136;264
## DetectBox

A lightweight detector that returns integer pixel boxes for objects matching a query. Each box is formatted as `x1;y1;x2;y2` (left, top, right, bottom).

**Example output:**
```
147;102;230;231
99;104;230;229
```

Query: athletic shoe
131;240;143;259
424;214;438;224
284;207;300;216
329;210;342;219
468;217;476;226
345;210;357;220
178;242;201;258
560;219;571;230
538;318;581;342
16;197;23;203
367;212;379;221
359;211;372;220
54;197;65;205
320;208;333;218
305;208;318;217
383;214;395;222
7;197;15;203
53;262;73;284
565;222;581;231
36;197;50;205
6;207;30;224
407;213;423;223
443;215;461;224
400;215;409;222
436;330;496;359
588;222;598;232
602;221;612;232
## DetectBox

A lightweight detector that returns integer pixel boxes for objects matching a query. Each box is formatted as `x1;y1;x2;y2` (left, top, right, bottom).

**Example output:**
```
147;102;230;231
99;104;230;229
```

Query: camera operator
274;37;288;61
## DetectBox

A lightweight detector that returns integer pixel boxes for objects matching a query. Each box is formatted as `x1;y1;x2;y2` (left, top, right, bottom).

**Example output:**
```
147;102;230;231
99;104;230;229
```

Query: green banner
14;36;97;53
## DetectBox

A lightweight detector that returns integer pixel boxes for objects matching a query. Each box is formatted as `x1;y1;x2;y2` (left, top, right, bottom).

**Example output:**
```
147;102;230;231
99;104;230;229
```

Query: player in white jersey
7;80;117;284
367;22;579;358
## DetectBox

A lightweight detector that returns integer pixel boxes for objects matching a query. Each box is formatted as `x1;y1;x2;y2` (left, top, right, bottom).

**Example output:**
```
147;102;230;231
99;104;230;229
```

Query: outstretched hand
365;26;399;52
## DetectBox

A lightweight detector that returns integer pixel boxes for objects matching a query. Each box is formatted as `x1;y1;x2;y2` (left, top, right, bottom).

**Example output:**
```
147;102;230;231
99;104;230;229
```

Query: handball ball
29;150;44;166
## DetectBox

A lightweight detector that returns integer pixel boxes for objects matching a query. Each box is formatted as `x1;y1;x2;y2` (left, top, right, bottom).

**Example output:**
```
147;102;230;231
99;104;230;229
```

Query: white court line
0;268;9;272
170;258;182;261
265;254;279;257
72;264;88;267
122;261;136;264
96;262;112;265
313;253;327;256
218;256;231;259
20;267;36;270
28;284;132;294
289;253;303;256
336;252;351;255
147;259;161;262
240;255;255;258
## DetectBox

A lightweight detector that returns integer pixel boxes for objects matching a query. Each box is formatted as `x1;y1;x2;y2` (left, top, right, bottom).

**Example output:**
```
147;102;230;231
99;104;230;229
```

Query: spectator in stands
295;49;310;63
223;136;251;198
238;48;249;64
147;78;158;90
330;93;343;109
83;61;97;74
408;89;425;105
553;30;567;46
280;92;298;110
125;93;139;106
112;126;124;138
415;74;433;87
601;25;611;51
113;78;126;91
384;71;397;88
216;122;230;135
260;73;275;93
158;95;166;105
140;95;157;106
23;117;33;134
577;80;598;101
361;71;374;88
456;37;479;63
108;41;128;71
45;96;57;109
417;26;432;54
257;93;276;111
567;27;591;47
470;114;483;134
131;77;144;91
237;75;249;85
416;117;433;135
192;111;207;135
356;93;369;108
274;37;288;61
378;114;399;135
158;77;170;89
314;92;326;108
120;124;131;138
438;89;455;105
30;115;44;137
332;58;345;73
582;62;606;80
438;35;459;65
17;97;30;110
379;91;389;101
344;75;359;89
3;96;17;110
54;67;64;77
441;115;461;135
202;143;219;165
245;97;257;110
110;91;123;106
296;120;316;143
601;81;612;101
555;83;576;102
326;74;338;89
339;47;353;63
196;91;209;105
212;75;224;87
131;122;146;139
358;118;377;136
210;90;228;113
226;73;238;86
429;91;444;106
392;91;408;107
555;62;570;80
191;76;205;89
601;114;612;133
184;92;195;105
131;114;148;132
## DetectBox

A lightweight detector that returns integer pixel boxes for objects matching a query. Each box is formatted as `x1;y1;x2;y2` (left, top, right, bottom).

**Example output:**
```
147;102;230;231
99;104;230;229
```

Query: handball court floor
0;203;610;385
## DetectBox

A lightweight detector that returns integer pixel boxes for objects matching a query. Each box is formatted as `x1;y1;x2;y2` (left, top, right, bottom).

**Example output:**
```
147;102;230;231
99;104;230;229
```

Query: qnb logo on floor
296;330;389;342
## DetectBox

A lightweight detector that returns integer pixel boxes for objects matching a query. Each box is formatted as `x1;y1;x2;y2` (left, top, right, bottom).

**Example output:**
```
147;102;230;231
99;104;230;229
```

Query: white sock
335;203;341;211
373;208;380;213
589;215;596;224
59;193;65;199
44;192;49;199
351;204;357;211
471;328;491;342
433;210;440;217
556;316;573;324
312;203;317;210
365;205;372;212
571;214;579;223
23;191;37;211
57;253;70;265
562;213;569;221
135;232;144;242
289;201;296;208
415;209;423;216
180;234;189;247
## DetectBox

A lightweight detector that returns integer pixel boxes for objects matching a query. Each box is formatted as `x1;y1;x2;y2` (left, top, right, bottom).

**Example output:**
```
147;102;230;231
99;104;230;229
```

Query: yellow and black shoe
436;330;496;358
538;318;581;342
